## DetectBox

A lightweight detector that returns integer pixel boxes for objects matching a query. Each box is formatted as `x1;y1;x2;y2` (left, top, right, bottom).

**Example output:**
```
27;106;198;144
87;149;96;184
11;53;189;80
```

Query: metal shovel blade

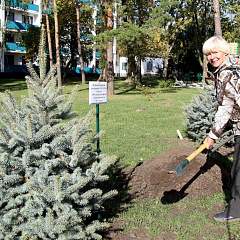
168;159;190;175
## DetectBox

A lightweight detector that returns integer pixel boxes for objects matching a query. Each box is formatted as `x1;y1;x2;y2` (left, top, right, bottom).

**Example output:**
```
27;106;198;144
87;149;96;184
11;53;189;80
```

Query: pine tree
183;86;233;144
0;28;117;240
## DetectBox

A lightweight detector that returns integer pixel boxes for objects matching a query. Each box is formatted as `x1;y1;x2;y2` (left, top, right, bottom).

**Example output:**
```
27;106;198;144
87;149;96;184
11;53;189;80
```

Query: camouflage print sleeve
209;71;236;139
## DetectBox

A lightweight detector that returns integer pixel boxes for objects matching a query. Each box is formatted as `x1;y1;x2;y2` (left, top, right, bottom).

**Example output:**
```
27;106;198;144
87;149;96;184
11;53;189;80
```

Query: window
29;16;33;25
22;15;27;23
96;60;99;68
22;15;33;25
122;62;127;71
6;33;14;43
7;12;14;21
22;56;26;66
5;55;14;65
147;62;153;72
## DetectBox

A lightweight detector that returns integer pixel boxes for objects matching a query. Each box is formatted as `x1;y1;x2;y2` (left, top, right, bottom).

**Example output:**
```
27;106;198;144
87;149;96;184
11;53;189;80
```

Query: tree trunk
0;0;7;72
162;38;173;81
98;66;107;81
163;45;169;80
106;3;114;96
202;55;208;83
43;0;53;69
125;57;134;83
134;58;142;88
107;43;114;95
53;0;62;88
202;4;211;83
213;0;222;36
76;1;86;84
163;56;169;81
63;62;70;79
116;46;120;77
98;49;107;81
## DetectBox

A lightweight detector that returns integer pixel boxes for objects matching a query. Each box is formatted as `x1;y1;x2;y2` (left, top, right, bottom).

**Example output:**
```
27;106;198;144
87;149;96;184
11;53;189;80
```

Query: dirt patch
126;139;231;202
103;138;233;240
129;146;228;202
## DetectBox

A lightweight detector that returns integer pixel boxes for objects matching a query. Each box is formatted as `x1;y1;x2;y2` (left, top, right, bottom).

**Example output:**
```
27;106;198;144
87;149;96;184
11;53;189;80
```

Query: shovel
168;134;234;175
168;142;207;175
205;134;234;157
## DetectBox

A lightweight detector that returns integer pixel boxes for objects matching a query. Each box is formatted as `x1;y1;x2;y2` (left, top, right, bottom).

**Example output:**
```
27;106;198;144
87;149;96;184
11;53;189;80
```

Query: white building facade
0;0;41;73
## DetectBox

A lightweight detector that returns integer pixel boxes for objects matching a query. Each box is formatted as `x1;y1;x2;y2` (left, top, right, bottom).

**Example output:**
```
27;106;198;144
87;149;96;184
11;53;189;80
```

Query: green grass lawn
64;79;200;168
1;76;239;239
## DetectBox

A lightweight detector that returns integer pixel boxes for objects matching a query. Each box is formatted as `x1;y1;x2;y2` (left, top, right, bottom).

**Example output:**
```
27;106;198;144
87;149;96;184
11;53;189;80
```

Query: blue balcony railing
6;42;26;51
4;65;28;73
10;0;39;12
6;21;39;30
74;67;101;74
27;3;39;11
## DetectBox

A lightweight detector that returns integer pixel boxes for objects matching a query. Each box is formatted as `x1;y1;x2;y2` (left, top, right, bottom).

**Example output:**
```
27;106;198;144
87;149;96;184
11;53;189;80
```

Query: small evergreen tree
183;86;233;143
0;28;117;240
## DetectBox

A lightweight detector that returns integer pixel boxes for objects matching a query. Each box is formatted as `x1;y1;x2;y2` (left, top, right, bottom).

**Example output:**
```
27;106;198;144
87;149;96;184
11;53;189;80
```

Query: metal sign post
89;82;107;155
96;104;100;154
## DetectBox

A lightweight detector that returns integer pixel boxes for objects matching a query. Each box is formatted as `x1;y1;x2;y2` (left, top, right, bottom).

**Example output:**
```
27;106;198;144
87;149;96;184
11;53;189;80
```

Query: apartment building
0;0;41;74
0;0;162;77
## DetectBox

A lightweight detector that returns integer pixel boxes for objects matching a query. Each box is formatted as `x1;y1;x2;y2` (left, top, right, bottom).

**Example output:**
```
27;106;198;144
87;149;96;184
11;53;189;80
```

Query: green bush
158;80;174;88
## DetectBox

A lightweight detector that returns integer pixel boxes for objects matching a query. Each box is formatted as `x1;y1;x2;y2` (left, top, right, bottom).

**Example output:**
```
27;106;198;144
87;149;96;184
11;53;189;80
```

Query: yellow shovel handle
186;142;208;162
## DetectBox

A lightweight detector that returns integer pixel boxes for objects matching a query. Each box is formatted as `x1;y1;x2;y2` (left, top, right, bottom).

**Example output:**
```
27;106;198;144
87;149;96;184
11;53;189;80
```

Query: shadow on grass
0;79;27;92
161;87;181;94
0;77;89;93
161;152;232;204
98;158;143;238
115;85;183;95
116;87;142;95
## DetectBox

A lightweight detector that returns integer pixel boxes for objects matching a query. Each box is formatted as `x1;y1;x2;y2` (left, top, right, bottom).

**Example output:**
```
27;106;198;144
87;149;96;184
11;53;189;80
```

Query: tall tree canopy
22;0;240;86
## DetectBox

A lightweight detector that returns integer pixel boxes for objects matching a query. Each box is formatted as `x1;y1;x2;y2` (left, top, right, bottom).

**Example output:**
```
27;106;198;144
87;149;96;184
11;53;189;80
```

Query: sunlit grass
1;77;237;239
65;81;201;167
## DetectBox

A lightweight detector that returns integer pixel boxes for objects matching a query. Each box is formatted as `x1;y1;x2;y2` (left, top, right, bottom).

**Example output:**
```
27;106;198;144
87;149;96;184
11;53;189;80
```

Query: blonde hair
203;36;231;55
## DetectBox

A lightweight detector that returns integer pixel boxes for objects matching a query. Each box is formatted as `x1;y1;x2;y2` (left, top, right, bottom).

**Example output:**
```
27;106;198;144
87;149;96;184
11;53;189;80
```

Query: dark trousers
225;135;240;217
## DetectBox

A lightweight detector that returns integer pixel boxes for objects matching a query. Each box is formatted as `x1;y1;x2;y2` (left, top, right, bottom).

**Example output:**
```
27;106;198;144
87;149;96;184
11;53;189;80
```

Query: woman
203;36;240;222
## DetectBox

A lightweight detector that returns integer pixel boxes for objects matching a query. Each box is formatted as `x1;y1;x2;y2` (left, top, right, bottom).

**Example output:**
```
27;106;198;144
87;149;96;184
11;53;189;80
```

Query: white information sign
89;82;107;105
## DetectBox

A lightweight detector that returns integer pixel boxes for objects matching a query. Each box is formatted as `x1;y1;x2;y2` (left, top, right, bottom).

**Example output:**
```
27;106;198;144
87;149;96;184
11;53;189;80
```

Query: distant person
203;36;240;222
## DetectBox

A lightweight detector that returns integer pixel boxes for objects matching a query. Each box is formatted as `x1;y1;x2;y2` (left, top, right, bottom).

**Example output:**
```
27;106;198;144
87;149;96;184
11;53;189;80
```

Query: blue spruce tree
184;86;233;143
0;28;117;239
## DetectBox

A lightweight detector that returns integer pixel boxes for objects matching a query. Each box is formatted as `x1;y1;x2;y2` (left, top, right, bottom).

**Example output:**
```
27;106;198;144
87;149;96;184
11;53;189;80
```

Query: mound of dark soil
128;139;232;202
103;139;233;240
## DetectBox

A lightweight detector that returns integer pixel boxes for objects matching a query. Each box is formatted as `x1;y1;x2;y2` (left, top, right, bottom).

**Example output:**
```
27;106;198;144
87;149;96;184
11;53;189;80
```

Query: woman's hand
204;136;215;149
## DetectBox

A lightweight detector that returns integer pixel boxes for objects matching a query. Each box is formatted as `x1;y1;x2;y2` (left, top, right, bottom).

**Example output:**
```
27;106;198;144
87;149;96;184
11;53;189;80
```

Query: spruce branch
25;63;41;85
95;156;117;177
80;189;102;200
63;177;90;195
61;119;79;136
72;118;85;145
71;137;86;166
0;93;16;123
0;128;9;144
5;90;18;114
42;63;58;88
86;221;110;236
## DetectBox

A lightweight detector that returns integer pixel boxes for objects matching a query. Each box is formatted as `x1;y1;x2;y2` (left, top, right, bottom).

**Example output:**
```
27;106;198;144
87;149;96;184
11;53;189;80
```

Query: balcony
6;21;39;30
9;0;39;12
6;42;26;52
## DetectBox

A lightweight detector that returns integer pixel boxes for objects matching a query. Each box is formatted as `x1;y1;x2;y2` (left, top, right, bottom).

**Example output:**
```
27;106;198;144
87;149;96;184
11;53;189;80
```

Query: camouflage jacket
209;54;240;140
